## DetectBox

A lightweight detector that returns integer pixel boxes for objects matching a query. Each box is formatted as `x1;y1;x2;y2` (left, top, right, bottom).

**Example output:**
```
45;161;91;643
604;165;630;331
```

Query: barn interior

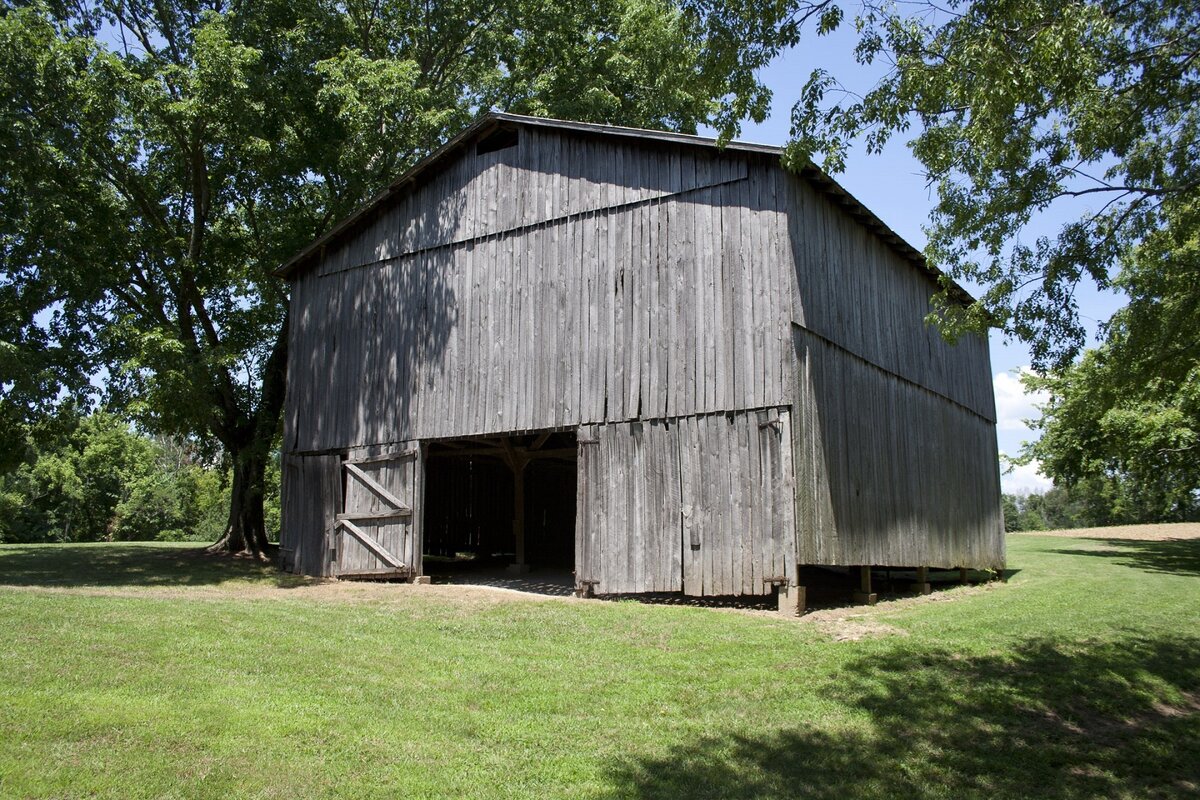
421;431;578;581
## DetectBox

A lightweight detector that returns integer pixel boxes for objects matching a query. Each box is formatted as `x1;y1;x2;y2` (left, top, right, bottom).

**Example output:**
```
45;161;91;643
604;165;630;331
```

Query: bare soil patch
799;581;1004;639
1019;522;1200;541
806;614;908;641
0;577;583;610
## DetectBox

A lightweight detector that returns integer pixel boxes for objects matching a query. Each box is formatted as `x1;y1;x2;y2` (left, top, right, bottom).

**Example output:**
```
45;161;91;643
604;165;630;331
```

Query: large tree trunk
207;310;289;558
208;447;273;556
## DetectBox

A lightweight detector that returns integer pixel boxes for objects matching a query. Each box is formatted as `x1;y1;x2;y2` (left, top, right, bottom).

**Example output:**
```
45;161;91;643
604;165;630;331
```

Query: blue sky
712;33;1128;494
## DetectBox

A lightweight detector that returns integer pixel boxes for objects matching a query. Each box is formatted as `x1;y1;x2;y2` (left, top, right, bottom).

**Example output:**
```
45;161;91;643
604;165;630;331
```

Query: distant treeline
0;409;280;544
1003;478;1200;533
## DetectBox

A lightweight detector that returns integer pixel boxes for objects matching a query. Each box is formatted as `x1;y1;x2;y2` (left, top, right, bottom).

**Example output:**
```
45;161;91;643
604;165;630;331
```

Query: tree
1001;493;1020;532
785;0;1200;371
778;0;1199;511
1;0;798;554
1014;192;1199;521
1021;250;1200;521
2;408;155;542
0;406;233;543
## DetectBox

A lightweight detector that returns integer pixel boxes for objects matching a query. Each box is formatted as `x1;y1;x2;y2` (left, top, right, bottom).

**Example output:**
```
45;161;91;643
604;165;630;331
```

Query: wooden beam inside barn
500;438;530;572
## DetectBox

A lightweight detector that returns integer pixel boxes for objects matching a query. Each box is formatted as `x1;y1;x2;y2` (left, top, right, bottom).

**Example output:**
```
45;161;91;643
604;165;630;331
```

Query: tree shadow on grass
0;544;311;589
1050;537;1200;578
605;635;1200;799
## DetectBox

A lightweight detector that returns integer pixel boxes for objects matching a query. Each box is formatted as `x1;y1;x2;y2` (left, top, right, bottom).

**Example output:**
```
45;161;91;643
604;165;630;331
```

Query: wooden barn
276;113;1004;608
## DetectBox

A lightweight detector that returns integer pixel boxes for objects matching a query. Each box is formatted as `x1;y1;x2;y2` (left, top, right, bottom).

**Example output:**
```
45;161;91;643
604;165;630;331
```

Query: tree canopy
0;0;799;553
1021;232;1200;520
0;406;237;544
784;0;1200;512
787;0;1199;370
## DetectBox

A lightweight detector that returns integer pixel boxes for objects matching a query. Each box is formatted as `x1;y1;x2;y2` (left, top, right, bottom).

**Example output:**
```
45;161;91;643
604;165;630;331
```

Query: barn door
334;446;423;579
575;421;684;595
679;409;798;596
576;411;797;597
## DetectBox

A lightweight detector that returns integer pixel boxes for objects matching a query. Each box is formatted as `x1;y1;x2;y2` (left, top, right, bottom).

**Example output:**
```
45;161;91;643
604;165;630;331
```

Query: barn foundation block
777;584;806;617
852;565;878;605
910;565;931;595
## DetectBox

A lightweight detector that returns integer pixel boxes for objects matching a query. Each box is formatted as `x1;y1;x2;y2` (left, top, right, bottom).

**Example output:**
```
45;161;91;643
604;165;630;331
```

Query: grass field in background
1;533;1197;799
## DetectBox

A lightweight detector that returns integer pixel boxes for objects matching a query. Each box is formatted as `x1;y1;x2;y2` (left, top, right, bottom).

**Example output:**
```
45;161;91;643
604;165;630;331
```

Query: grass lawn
0;533;1197;799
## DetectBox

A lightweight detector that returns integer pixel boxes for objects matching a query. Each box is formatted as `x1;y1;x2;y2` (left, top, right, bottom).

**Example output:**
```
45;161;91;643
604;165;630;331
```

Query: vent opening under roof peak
476;126;519;156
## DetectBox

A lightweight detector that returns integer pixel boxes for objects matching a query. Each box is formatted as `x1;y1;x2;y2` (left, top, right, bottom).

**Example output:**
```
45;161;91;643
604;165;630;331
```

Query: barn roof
275;112;974;304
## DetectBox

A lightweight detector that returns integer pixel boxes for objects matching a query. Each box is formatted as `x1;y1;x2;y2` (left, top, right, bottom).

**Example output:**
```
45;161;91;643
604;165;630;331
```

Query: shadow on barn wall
288;179;464;451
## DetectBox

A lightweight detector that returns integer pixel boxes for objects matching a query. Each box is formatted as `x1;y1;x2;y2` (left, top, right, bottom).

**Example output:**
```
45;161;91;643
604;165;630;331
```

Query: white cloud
993;367;1048;432
1000;457;1054;495
993;367;1054;494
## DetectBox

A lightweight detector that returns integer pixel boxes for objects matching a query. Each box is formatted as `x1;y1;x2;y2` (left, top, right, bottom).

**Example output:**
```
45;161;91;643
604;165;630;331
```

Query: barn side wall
783;174;1005;570
283;131;795;453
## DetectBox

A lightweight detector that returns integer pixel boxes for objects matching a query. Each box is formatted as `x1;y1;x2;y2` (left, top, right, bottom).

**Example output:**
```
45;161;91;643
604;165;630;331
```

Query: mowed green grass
0;535;1197;800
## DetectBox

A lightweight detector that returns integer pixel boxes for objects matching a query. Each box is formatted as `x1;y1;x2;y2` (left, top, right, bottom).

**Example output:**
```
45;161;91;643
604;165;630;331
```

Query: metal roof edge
486;112;784;156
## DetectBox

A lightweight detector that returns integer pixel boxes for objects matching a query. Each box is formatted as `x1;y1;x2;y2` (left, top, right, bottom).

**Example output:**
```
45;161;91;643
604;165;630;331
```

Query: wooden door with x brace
334;447;422;579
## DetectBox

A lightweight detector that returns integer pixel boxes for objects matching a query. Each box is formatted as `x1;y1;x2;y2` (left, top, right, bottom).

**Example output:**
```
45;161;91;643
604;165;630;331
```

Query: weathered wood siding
680;409;798;595
284;130;793;453
315;129;745;276
335;444;423;576
576;419;683;594
576;409;796;596
281;117;1004;581
280;453;340;577
785;166;1004;569
785;175;995;420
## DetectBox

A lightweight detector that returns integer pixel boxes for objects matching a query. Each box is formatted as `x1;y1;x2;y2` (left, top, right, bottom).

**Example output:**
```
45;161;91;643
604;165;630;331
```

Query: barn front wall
280;117;1005;586
283;131;794;454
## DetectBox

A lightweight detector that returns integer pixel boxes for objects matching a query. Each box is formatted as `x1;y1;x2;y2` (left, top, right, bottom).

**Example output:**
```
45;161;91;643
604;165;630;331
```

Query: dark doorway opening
422;431;577;580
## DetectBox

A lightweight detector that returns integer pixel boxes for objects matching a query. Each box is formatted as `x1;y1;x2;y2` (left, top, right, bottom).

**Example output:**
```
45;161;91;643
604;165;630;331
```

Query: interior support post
853;565;877;605
512;465;527;569
502;439;531;574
